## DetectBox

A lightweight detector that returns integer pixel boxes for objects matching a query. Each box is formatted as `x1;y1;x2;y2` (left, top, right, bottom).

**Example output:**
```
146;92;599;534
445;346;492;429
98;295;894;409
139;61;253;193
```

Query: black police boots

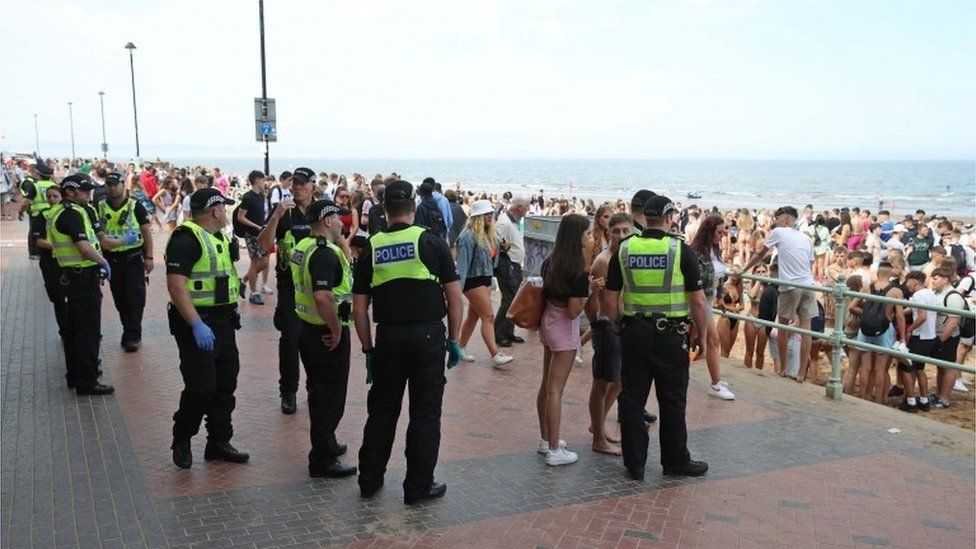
404;481;447;505
309;461;357;479
204;442;250;463
280;392;297;415
172;439;192;469
122;340;140;353
76;383;115;396
663;460;709;477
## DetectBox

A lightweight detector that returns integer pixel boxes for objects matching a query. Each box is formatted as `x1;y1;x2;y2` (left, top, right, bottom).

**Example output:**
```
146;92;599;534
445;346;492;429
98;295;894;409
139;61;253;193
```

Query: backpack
266;185;282;216
859;284;893;337
367;203;387;236
948;244;967;277
231;204;249;238
943;290;975;339
417;200;446;239
812;225;823;248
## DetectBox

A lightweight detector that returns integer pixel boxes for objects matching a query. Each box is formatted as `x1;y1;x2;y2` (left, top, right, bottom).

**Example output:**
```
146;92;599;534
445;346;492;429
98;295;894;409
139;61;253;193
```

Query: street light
33;114;39;154
67;102;76;160
98;91;108;159
125;42;140;158
258;0;270;175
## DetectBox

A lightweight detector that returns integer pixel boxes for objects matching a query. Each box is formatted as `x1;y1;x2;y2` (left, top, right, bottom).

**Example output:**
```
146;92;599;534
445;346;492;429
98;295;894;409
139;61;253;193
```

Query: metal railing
711;273;976;400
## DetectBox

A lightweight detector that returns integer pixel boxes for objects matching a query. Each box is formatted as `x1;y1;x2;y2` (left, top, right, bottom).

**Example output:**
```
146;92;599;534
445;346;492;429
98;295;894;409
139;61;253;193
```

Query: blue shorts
858;324;895;348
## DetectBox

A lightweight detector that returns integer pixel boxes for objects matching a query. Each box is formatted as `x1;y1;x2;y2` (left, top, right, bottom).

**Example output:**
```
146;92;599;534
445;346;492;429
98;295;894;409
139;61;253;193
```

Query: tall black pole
33;114;39;154
98;91;108;159
259;0;269;175
125;42;141;158
67;102;76;160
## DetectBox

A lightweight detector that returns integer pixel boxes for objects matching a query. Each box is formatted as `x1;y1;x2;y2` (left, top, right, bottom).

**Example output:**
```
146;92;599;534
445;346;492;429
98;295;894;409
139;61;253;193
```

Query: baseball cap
292;167;315;183
60;174;95;191
891;224;907;233
384;180;414;202
643;195;677;217
105;172;124;185
189;188;235;212
630;189;656;209
307;199;351;222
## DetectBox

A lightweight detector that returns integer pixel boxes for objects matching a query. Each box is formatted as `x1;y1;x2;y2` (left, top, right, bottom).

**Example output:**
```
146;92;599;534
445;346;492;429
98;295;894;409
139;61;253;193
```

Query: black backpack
943;290;975;339
417;201;446;239
859;284;893;337
367;203;387;236
948;244;967;277
231;204;247;237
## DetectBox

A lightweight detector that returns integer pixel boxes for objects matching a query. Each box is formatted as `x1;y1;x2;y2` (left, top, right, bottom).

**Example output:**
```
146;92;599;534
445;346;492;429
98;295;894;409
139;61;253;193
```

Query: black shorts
463;275;492;292
900;336;935;372
932;335;960;366
591;319;622;382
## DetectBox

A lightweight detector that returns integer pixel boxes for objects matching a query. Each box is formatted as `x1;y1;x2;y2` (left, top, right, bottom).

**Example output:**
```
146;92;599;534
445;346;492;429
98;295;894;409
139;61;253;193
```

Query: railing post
826;275;847;400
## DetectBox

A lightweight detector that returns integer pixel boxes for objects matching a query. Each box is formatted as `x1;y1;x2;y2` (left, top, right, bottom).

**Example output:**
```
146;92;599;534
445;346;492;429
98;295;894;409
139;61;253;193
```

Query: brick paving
1;224;974;548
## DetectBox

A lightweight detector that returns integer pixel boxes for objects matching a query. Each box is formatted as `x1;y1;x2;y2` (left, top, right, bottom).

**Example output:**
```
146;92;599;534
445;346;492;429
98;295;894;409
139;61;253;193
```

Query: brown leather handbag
507;277;545;329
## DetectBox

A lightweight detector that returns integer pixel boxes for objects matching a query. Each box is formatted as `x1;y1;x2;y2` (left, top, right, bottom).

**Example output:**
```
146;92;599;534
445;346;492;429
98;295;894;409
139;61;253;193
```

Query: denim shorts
857;324;895;348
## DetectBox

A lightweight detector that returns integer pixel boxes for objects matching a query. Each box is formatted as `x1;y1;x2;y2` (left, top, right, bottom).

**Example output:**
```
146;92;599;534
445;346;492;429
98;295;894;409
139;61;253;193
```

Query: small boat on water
686;191;702;199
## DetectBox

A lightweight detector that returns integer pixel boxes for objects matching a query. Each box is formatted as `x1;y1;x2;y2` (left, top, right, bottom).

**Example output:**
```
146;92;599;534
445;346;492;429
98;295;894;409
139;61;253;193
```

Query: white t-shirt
910;288;938;340
764;227;815;288
934;286;966;337
494;211;525;267
268;185;292;208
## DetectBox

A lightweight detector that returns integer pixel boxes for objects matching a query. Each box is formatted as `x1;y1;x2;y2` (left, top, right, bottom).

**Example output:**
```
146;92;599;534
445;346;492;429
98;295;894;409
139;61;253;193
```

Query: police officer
290;199;358;478
354;180;464;504
166;188;249;469
99;172;153;352
47;174;116;395
258;167;324;415
602;195;709;480
20;157;58;259
32;185;68;338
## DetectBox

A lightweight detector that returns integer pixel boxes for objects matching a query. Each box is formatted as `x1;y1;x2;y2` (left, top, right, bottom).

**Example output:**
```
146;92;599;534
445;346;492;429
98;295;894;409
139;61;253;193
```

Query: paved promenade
1;226;974;548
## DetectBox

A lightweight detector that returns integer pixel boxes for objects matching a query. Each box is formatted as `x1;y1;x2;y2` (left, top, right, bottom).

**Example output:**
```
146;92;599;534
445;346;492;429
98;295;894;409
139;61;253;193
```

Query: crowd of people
3;153;974;505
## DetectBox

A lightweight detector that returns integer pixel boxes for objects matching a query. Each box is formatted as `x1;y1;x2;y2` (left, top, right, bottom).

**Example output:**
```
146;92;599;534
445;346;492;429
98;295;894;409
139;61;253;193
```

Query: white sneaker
492;353;514;367
953;378;969;392
574;351;583;365
545;447;578;466
709;382;735;400
537;438;566;454
460;348;475;362
262;285;275;295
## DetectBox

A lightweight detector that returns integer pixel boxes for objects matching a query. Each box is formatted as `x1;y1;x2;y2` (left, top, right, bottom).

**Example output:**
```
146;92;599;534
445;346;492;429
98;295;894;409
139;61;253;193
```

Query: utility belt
169;302;241;328
623;313;691;335
105;249;144;263
58;264;101;285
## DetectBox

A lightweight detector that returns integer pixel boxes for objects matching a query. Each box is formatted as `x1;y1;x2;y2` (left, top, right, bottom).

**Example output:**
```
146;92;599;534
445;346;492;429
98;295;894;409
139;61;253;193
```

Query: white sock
918;396;929;404
907;397;917;405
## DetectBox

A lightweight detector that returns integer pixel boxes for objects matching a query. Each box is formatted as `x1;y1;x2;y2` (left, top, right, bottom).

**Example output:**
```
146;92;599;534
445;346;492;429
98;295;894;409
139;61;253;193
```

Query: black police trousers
493;253;522;343
39;256;68;338
358;321;446;499
169;306;240;443
618;319;691;472
62;267;103;389
106;253;147;345
274;282;302;395
298;323;351;471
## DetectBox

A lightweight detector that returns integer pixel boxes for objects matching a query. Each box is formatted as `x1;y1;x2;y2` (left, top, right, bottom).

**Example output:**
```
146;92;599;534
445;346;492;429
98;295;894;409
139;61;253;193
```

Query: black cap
34;157;54;177
631;189;656;208
418;182;434;197
292;167;315;183
105;172;124;185
189;188;235;212
385;180;414;202
307;199;351;222
643;195;677;217
60;174;95;191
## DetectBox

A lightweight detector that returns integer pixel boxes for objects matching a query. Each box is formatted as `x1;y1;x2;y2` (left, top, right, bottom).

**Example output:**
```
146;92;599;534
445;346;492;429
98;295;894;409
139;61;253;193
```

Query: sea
168;158;976;219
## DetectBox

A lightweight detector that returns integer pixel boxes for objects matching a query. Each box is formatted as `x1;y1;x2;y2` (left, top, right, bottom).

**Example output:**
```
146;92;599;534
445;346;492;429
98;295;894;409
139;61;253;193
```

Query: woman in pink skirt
536;214;602;466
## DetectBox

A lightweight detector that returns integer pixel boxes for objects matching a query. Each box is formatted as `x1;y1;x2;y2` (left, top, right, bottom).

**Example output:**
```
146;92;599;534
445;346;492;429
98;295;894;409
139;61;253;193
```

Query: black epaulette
669;232;686;242
315;236;328;247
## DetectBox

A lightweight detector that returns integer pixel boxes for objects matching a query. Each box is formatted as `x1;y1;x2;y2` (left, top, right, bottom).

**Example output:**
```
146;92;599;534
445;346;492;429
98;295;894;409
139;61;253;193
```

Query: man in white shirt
268;171;293;213
493;195;529;347
901;271;937;412
737;206;817;383
930;269;966;408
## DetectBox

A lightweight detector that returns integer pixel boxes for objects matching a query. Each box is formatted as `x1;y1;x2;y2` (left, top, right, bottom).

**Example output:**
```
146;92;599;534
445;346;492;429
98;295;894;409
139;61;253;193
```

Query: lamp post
98;91;108;159
33;114;39;154
67;102;76;160
124;42;140;158
258;0;270;175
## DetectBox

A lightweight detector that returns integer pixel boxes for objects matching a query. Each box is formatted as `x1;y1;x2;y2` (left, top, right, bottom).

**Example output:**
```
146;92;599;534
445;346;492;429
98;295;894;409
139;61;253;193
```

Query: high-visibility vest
98;197;143;253
28;179;58;216
289;236;352;326
618;235;688;318
276;208;310;271
170;221;241;308
48;202;101;267
368;226;439;288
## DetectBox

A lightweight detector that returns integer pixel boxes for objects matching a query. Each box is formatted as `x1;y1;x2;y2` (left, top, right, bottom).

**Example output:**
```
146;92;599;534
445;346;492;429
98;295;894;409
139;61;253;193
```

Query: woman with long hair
688;214;735;400
456;200;514;366
350;189;369;260
743;262;769;368
717;276;744;357
536;214;600;466
592;203;612;259
736;209;755;264
834;210;853;250
152;176;182;232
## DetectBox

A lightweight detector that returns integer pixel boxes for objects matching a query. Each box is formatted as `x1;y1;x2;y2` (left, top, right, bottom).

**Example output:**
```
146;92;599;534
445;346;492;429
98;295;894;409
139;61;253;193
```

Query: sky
1;0;974;160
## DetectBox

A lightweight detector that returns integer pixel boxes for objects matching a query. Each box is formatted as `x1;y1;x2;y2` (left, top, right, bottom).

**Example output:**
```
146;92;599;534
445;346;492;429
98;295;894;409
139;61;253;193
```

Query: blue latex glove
365;351;374;384
99;260;112;281
447;339;463;369
190;318;215;351
122;231;139;246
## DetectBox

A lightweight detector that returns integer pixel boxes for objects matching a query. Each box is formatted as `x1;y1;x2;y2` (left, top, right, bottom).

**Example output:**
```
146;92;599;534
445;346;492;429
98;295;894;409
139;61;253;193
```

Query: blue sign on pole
260;122;273;136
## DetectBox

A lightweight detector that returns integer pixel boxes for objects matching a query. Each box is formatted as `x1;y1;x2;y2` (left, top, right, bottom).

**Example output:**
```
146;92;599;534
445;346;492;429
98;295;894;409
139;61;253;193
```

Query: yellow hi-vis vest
368;226;439;288
98;197;143;253
28;179;58;216
289;236;352;326
618;235;689;318
48;203;101;267
170;221;240;308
